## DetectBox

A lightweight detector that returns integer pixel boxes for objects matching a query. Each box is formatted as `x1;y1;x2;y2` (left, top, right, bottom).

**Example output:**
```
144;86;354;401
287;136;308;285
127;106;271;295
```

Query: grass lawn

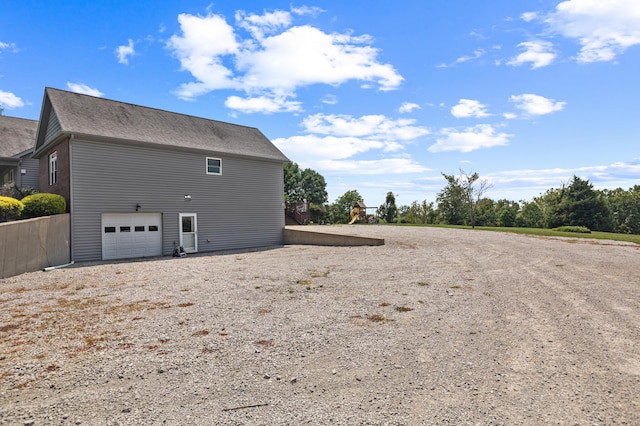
395;223;640;245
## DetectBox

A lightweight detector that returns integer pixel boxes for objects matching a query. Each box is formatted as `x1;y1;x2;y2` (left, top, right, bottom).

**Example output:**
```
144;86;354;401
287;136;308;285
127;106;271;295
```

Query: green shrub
552;225;591;234
0;196;25;222
21;193;66;218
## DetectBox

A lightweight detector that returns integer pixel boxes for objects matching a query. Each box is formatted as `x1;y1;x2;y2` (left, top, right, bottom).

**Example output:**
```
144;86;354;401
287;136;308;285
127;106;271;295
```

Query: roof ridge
0;115;38;123
45;87;260;131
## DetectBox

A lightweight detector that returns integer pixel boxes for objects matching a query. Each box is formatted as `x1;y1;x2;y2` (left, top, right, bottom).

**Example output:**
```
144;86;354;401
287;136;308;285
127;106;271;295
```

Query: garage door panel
101;213;162;260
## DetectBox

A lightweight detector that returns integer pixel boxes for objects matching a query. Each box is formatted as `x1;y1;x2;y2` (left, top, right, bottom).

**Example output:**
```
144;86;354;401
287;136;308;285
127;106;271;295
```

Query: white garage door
101;213;162;260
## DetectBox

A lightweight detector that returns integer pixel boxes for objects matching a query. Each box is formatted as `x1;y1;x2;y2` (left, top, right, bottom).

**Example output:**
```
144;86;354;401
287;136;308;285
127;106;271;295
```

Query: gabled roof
0;115;38;158
34;87;289;163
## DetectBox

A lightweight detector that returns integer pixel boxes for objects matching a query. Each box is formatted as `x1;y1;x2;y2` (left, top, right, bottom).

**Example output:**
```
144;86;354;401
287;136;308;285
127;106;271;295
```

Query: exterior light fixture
184;195;192;201
135;204;141;212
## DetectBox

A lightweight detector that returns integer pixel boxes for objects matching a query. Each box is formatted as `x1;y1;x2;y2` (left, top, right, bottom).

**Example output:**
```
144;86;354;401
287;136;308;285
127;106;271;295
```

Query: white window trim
206;157;222;175
49;152;58;185
179;213;198;253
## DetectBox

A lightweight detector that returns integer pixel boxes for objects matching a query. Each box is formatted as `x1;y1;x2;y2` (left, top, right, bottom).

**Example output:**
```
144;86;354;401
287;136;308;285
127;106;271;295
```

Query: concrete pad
283;227;384;246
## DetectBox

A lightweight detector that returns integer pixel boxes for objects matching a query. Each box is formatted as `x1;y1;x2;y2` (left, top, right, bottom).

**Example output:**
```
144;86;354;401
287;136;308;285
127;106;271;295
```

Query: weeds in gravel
416;282;431;287
395;306;414;312
256;339;274;346
367;314;394;323
350;314;395;326
310;270;330;278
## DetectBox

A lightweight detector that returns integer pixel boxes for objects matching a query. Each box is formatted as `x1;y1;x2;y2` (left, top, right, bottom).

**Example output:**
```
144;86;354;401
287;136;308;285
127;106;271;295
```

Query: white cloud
66;83;104;97
398;102;420;113
273;134;385;162
167;9;403;112
509;93;566;115
507;40;557;69
115;39;135;64
321;94;338;105
315;158;429;175
302;113;429;141
489;158;640;198
290;5;325;17
235;10;292;40
521;12;538;22
224;94;301;113
0;90;25;109
451;99;490;118
167;12;240;99
273;112;430;176
0;41;17;52
428;124;512;153
273;133;427;175
546;0;640;63
438;49;486;68
236;25;402;91
456;49;485;64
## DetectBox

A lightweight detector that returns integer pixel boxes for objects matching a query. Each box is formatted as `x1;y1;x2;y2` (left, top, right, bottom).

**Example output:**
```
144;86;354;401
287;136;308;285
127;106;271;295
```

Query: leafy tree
300;168;328;205
404;200;436;224
436;173;467;225
475;198;496;226
495;199;519;227
327;190;363;224
604;185;640;234
436;169;491;227
534;187;564;228
549;176;612;231
516;200;544;228
283;162;328;205
377;192;398;223
283;162;302;203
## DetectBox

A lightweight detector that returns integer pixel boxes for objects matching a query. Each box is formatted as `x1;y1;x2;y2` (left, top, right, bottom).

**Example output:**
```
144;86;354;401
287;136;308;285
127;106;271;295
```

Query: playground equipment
348;201;367;224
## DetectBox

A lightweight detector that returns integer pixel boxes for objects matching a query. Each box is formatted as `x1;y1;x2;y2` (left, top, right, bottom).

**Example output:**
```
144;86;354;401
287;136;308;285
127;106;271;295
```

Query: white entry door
179;213;198;253
102;213;162;260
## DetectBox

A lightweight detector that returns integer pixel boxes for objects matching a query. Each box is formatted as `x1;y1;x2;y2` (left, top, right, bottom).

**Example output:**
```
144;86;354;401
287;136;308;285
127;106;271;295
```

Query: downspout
43;261;75;272
68;134;75;263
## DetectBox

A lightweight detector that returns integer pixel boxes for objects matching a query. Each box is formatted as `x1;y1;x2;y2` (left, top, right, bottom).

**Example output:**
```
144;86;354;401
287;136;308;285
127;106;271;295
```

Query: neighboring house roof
0;116;38;158
34;87;289;163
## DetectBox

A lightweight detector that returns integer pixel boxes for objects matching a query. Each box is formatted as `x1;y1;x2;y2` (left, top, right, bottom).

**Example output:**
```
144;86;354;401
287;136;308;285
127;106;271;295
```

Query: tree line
284;163;640;234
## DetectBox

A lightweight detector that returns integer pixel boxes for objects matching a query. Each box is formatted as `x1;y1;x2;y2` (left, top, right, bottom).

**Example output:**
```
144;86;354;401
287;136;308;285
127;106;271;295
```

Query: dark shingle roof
41;87;288;162
0;116;38;157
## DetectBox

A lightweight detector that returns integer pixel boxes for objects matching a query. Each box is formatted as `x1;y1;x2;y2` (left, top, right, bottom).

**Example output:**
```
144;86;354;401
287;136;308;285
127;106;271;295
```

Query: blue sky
1;0;639;208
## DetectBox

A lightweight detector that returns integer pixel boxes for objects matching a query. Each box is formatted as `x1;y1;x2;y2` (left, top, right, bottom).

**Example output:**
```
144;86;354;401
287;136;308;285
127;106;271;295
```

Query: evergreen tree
378;192;398;223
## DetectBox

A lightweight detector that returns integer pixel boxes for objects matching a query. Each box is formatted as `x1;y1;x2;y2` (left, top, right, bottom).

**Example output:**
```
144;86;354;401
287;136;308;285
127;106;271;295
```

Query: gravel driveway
1;225;639;425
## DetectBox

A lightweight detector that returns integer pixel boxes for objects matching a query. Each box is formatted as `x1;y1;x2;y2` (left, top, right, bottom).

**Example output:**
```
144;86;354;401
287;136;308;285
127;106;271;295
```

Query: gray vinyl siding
18;156;40;189
44;110;62;146
69;139;285;262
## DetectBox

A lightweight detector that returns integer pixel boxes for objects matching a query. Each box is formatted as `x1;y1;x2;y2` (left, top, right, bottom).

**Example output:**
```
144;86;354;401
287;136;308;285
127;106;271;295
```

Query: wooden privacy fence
0;214;70;279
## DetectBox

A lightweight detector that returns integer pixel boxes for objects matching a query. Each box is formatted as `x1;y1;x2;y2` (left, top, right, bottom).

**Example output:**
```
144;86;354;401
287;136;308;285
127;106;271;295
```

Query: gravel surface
1;225;639;425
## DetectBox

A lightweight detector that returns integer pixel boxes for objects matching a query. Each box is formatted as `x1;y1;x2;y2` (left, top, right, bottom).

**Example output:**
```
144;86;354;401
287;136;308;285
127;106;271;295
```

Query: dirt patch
1;226;638;425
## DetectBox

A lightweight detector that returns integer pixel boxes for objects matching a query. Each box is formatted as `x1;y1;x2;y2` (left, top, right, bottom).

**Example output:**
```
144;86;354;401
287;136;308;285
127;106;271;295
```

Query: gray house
32;87;289;262
0;116;40;190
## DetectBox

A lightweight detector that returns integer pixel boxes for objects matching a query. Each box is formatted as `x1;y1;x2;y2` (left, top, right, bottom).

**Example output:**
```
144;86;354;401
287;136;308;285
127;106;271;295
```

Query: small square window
135;226;145;232
149;225;159;232
120;226;131;232
206;157;222;175
104;226;116;233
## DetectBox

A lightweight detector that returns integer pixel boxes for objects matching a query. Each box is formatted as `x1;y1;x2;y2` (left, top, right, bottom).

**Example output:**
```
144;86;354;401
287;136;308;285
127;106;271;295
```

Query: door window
179;213;198;253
